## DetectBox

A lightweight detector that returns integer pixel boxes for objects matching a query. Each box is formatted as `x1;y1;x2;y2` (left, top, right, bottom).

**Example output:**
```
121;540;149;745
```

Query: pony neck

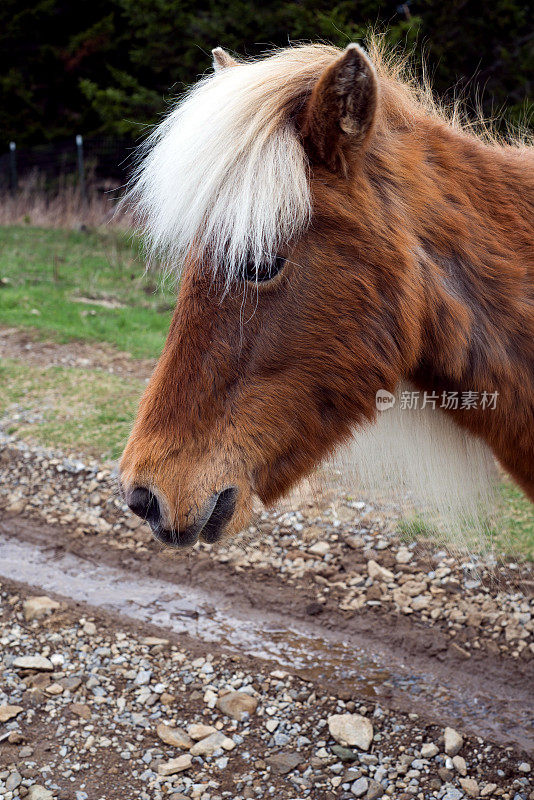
375;113;534;491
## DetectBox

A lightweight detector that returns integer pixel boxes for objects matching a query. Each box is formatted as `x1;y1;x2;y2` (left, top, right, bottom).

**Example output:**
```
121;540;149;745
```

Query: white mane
128;47;337;285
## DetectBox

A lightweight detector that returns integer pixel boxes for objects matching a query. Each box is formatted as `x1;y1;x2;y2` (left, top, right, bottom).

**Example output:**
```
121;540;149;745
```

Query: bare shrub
0;171;131;229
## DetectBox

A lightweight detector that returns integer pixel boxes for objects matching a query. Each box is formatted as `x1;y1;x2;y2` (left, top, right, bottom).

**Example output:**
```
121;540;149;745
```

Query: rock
460;778;480;797
6;500;26;515
308;541;330;556
442;789;463;800
23;596;60;621
70;703;91;720
480;784;497;797
217;691;258;721
444;726;464;756
395;547;413;564
187;723;218;740
45;682;63;696
351;777;369;797
135;669;152;685
0;704;23;722
331;744;358;762
411;594;430;611
452;755;467;775
83;621;96;635
141;637;169;647
366;779;384;799
6;772;22;790
27;787;54;800
421;742;439;758
156;723;193;749
13;655;54;671
367;560;394;582
401;579;428;597
518;762;531;773
328;714;374;751
265;753;303;775
157;754;192;776
190;732;235;756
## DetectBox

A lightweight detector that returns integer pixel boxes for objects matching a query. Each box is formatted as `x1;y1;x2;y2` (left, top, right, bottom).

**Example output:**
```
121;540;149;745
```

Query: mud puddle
0;534;532;751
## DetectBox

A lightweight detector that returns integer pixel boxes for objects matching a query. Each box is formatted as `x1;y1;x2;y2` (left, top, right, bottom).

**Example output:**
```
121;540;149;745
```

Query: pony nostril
127;487;161;525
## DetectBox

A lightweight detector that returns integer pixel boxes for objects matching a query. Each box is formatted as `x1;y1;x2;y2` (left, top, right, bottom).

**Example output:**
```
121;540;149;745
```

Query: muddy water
0;535;532;750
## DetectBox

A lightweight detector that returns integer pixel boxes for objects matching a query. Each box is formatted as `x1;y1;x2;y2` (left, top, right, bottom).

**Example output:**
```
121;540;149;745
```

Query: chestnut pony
120;42;534;548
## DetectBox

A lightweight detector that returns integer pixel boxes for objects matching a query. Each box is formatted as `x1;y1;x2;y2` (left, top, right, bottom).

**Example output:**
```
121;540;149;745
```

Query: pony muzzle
125;485;238;548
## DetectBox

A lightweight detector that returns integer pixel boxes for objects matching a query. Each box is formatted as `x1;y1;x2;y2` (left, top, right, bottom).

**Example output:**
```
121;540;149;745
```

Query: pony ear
302;44;378;173
212;47;238;72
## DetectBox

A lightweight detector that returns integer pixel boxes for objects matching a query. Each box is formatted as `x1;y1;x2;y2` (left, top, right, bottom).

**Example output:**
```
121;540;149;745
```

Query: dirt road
0;511;532;800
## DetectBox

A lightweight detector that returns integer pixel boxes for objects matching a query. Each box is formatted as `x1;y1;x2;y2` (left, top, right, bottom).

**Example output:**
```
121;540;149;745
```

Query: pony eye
244;256;285;283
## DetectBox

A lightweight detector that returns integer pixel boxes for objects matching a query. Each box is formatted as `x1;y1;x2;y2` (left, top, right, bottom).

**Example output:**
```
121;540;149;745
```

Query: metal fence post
9;142;17;194
76;134;86;201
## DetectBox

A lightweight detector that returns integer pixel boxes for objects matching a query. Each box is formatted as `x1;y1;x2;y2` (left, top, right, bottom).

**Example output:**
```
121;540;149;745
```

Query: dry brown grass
0;173;131;229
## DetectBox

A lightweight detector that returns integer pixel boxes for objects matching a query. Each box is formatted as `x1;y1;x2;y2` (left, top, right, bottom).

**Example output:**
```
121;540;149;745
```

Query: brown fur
120;43;534;542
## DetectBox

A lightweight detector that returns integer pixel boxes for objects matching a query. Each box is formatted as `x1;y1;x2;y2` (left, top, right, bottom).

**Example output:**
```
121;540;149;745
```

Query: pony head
120;42;528;547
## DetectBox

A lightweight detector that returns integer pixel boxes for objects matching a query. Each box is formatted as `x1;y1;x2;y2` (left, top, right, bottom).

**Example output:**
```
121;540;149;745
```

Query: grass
0;357;144;461
0;224;532;559
0;226;174;359
398;480;534;561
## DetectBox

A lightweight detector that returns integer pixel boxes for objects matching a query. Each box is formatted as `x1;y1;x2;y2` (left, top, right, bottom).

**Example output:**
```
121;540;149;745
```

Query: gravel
0;584;532;799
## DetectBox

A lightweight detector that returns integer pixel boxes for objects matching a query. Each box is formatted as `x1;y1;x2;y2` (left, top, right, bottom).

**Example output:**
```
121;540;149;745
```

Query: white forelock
127;49;328;285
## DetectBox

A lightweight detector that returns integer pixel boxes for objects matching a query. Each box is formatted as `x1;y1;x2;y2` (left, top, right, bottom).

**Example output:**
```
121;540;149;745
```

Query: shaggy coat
120;42;534;547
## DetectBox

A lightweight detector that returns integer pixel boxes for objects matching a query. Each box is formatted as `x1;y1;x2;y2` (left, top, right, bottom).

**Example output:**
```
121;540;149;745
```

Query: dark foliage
1;0;532;149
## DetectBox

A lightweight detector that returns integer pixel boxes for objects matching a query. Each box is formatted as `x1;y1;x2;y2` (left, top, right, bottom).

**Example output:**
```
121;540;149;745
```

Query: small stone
351;777;369;797
331;744;358;762
443;790;463;800
6;772;22;791
444;727;464;756
13;655;54;672
265;753;303;775
187;723;218;740
328;714;373;751
0;704;23;722
135;669;152;685
421;742;439;758
309;541;330;556
27;787;55;800
217;691;258;721
367;560;394;582
190;732;235;756
83;621;96;635
141;636;169;647
395;547;413;564
45;683;64;696
518;762;531;773
460;778;480;797
156;723;193;749
157;754;192;776
366;779;384;799
480;785;497;797
23;596;60;622
452;755;467;775
70;703;91;719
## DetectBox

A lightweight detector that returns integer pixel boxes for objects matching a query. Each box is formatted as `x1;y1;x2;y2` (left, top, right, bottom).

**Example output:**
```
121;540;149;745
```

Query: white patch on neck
127;51;322;285
323;382;498;545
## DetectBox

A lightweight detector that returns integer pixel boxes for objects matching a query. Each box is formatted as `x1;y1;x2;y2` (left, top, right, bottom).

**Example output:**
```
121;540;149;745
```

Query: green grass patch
0;357;143;460
0;226;174;359
398;481;534;561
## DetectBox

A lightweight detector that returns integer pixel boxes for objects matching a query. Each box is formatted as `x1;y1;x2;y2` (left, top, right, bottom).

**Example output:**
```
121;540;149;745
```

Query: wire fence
0;136;138;228
0;135;137;196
